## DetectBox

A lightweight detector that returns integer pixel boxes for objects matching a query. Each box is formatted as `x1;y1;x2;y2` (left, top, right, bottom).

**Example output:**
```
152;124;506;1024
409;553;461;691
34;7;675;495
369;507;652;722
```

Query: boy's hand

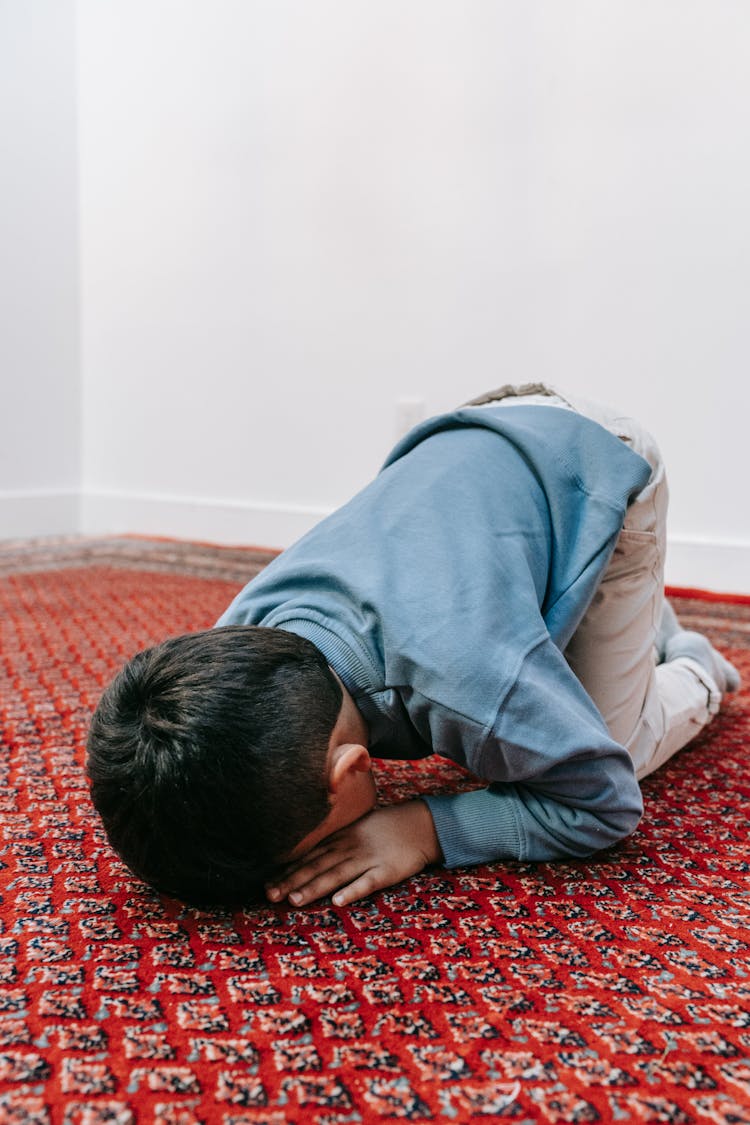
266;800;442;908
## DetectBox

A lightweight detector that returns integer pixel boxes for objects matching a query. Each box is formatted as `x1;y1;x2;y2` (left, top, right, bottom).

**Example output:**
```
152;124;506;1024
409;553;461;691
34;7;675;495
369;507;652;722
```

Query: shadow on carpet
1;537;749;1124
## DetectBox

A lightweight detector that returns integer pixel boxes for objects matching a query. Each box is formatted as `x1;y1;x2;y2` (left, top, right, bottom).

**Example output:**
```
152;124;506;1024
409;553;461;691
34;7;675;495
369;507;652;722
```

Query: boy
87;384;740;909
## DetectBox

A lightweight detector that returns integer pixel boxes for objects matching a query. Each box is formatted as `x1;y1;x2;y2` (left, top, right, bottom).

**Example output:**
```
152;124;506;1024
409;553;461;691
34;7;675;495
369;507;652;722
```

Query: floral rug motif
0;537;749;1124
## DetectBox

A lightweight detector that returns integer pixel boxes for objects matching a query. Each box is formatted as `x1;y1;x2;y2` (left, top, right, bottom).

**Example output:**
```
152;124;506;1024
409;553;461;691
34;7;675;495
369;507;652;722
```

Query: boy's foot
664;630;741;694
656;600;682;661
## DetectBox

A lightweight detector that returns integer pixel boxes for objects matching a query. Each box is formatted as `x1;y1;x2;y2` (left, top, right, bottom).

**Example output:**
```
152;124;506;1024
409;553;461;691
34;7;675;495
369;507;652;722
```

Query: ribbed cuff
423;789;524;868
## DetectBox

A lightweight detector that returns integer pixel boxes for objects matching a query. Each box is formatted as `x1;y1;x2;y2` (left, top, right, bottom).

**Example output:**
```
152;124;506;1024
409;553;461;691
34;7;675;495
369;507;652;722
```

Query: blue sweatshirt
217;405;653;867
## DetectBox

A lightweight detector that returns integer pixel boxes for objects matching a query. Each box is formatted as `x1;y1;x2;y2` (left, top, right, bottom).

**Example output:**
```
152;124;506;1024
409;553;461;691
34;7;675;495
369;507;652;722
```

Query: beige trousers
468;383;720;780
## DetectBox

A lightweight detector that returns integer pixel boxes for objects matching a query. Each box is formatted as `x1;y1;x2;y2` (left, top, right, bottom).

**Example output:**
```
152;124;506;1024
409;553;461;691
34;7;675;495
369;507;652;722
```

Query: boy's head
86;625;373;906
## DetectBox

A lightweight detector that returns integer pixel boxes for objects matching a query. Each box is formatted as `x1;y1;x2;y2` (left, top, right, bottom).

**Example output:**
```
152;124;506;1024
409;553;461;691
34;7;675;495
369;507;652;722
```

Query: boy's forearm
424;770;642;868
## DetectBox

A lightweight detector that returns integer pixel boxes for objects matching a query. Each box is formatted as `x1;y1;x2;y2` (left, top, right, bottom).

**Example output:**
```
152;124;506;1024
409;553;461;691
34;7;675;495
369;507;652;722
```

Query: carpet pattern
0;537;749;1124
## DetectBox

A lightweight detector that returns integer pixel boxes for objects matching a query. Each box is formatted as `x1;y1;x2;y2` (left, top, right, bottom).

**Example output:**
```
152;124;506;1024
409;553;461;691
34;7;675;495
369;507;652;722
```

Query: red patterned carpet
1;537;749;1124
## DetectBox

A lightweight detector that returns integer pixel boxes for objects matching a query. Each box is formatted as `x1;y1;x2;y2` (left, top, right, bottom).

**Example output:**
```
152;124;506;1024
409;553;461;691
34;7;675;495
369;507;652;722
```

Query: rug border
666;584;750;605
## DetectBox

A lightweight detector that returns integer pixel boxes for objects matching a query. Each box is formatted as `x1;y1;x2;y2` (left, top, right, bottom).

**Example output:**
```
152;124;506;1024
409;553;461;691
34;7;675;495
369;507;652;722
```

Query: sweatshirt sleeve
421;636;644;866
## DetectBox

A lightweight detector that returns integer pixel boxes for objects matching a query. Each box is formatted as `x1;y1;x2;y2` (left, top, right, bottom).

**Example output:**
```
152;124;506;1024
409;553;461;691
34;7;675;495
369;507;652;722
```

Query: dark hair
86;626;342;906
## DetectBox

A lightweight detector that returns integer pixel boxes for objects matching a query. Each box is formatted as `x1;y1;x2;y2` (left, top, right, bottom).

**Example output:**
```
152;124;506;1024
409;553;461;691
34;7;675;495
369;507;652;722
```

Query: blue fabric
217;405;652;866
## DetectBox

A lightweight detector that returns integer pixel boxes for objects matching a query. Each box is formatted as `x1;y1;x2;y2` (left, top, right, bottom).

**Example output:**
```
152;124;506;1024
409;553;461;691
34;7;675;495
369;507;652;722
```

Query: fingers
274;859;383;909
268;849;390;908
287;858;367;907
266;849;363;907
270;842;332;886
265;840;341;902
331;870;383;907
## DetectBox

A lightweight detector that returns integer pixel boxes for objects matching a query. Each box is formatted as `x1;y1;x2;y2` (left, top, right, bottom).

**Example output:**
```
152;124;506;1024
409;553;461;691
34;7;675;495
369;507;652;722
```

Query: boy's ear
328;743;371;794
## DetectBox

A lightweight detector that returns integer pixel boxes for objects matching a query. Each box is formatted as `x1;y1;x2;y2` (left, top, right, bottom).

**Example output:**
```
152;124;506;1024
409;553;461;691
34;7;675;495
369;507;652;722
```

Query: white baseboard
80;489;330;552
6;489;749;595
0;490;80;539
665;537;750;596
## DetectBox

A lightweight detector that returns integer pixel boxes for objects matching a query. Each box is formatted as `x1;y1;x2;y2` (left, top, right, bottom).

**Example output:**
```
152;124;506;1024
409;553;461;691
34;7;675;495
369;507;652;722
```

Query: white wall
76;1;750;591
5;2;750;591
0;0;81;536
